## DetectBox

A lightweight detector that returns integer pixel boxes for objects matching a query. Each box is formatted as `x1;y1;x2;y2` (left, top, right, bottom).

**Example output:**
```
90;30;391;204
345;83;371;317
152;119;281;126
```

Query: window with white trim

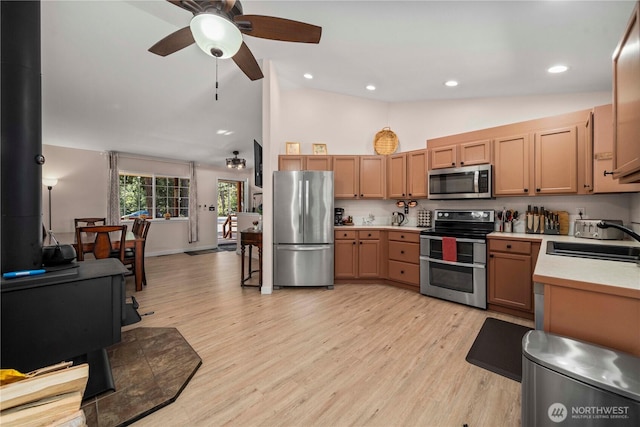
119;173;189;219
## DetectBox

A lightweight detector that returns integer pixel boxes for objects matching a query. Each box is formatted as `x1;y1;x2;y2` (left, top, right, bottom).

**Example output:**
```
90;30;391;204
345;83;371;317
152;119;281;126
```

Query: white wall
41;145;254;256
389;92;613;150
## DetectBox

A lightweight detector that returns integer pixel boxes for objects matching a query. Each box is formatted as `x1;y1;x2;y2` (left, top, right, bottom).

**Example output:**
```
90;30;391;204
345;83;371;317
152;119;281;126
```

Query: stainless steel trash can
522;331;640;426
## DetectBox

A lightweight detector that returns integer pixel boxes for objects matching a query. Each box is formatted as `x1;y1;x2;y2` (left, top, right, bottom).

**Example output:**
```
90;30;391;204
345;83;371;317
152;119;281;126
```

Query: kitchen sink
546;241;640;263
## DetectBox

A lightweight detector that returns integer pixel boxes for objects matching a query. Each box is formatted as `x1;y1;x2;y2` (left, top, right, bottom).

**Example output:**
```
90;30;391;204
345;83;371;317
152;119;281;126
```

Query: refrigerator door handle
305;179;310;217
276;245;333;251
298;180;303;234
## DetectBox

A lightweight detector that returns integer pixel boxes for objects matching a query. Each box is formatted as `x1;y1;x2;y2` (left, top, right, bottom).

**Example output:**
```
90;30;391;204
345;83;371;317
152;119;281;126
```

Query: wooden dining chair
75;225;127;262
123;220;150;286
74;217;106;227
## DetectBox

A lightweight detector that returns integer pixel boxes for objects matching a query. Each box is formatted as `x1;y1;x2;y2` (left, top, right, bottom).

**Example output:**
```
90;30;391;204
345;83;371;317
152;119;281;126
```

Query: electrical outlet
575;207;586;217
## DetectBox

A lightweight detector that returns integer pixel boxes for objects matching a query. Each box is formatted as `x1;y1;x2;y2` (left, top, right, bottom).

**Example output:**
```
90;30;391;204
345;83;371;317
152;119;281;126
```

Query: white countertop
335;225;425;232
488;232;640;298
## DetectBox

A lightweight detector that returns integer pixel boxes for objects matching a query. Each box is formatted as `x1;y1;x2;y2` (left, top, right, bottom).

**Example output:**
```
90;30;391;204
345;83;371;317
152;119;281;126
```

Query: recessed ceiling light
303;73;313;79
444;80;459;87
224;131;234;136
548;65;568;74
366;85;376;91
216;129;228;135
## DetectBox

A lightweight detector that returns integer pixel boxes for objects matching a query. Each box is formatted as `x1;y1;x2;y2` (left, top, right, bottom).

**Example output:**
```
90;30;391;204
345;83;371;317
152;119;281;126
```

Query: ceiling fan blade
232;42;264;81
166;0;235;13
222;0;236;13
235;15;322;43
149;26;195;57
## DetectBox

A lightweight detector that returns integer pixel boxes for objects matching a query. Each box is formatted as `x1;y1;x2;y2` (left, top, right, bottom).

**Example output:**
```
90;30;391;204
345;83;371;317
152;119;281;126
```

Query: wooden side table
240;228;262;289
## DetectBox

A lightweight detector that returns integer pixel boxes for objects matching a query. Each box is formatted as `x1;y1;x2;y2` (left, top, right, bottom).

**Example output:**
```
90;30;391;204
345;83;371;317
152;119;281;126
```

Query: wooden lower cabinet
543;284;640;357
488;237;540;319
334;230;382;280
387;231;420;291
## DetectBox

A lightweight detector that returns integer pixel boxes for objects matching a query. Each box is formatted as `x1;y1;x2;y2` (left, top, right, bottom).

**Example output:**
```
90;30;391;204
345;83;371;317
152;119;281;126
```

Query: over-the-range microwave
428;164;493;200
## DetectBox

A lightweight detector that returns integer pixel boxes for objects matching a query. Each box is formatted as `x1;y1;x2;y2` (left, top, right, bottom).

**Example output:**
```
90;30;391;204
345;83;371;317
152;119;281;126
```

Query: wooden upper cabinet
387;150;428;199
430;140;490;170
406;149;428;198
591;104;640;193
459;140;491;166
584;110;595;193
387;153;407;199
278;155;332;171
278;155;305;171
534;126;578;194
333;156;359;199
359;156;386;198
430;145;457;169
612;1;640;183
306;156;332;171
494;134;530;196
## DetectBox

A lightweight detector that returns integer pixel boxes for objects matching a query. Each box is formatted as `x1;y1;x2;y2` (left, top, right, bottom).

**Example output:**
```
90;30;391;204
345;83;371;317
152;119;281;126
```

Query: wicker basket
373;127;398;155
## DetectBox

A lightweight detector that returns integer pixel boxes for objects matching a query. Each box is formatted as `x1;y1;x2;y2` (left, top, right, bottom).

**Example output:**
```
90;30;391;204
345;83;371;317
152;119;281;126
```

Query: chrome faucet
597;221;640;243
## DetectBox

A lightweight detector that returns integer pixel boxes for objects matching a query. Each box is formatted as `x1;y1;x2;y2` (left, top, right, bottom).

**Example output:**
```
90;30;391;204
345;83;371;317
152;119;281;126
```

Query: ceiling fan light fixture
226;150;246;169
190;13;242;59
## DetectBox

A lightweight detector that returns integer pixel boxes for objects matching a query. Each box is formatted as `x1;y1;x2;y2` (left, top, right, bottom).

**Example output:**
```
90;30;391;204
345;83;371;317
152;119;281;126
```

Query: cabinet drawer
489;239;531;255
388;241;419;263
335;230;357;240
388;231;420;243
388;260;420;285
358;230;380;240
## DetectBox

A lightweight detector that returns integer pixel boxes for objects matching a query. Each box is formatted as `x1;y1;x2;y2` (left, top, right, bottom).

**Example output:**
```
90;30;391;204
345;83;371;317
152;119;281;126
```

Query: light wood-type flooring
126;251;533;427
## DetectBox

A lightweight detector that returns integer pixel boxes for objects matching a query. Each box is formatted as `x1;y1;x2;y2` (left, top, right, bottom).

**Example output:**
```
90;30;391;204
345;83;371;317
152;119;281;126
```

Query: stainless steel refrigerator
273;171;334;288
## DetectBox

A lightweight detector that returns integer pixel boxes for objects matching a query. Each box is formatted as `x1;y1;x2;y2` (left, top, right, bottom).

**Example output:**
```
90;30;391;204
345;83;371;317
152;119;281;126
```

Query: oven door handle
420;256;486;269
420;236;486;244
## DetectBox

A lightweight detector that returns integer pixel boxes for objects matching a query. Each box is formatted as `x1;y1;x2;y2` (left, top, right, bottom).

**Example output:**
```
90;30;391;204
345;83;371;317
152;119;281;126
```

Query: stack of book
0;362;88;427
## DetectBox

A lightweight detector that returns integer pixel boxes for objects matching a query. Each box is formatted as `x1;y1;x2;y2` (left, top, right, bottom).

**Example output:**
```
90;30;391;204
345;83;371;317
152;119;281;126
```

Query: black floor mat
465;317;533;382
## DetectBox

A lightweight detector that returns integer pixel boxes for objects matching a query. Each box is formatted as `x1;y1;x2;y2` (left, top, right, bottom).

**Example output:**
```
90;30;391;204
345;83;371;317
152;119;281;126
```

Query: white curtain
188;161;198;243
107;151;120;225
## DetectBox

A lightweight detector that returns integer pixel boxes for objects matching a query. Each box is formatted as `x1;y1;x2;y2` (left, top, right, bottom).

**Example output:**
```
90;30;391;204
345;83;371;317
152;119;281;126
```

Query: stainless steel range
420;209;495;309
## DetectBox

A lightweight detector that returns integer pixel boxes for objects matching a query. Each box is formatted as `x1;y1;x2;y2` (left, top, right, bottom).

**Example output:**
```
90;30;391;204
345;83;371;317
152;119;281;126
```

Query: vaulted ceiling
41;1;636;169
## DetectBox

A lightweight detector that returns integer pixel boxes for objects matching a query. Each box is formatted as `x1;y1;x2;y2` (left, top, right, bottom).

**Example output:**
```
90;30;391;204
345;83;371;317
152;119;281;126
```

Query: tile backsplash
336;193;637;234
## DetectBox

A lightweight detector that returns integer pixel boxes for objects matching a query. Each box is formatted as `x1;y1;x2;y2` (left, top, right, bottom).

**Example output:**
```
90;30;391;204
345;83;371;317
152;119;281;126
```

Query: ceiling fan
149;0;322;81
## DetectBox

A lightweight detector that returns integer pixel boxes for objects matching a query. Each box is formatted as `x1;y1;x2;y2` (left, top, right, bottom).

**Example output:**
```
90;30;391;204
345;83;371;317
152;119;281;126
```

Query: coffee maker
335;208;344;225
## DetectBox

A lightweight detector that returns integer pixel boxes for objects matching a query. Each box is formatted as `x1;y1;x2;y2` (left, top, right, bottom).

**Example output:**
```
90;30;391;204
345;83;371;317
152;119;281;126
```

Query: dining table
53;230;146;292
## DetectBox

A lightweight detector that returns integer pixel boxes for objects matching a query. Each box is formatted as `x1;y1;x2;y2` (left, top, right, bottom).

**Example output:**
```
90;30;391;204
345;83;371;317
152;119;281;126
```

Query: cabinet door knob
400;235;404;239
460;161;464;165
400;270;404;274
603;170;614;176
506;244;512;249
400;250;405;254
354;194;357;197
451;162;455;166
343;233;347;237
489;254;494;258
360;194;364;197
352;242;356;245
524;188;529;193
408;193;412;196
584;184;591;188
536;188;541;192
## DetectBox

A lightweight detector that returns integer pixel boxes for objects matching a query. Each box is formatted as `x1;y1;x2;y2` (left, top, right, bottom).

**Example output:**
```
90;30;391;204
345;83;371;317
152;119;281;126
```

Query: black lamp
42;177;58;233
226;151;246;169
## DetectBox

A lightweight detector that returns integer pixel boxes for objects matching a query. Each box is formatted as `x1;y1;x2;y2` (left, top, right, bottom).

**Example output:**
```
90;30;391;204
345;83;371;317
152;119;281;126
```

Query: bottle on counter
533;206;539;233
526;205;533;233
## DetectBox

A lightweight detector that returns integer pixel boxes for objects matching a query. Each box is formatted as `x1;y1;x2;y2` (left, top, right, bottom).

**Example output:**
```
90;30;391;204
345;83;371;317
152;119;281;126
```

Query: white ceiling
41;0;637;169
